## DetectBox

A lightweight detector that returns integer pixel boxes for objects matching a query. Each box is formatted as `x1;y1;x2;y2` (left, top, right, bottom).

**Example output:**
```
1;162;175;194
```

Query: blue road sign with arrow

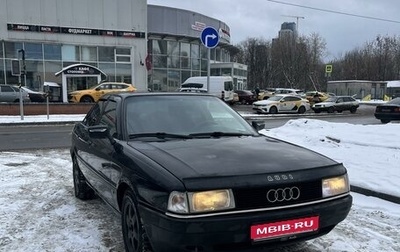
200;27;219;49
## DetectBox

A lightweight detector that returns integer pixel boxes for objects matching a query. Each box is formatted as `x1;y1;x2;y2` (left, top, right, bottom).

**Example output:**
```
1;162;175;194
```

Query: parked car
234;89;257;104
312;96;359;113
71;92;351;252
68;82;136;103
0;84;30;103
257;88;275;100
305;91;330;104
252;94;310;114
374;97;400;123
274;88;303;96
18;86;46;102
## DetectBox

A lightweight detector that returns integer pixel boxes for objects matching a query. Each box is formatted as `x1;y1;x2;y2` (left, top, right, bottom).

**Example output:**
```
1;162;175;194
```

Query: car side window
1;86;14;92
99;100;118;137
84;103;101;126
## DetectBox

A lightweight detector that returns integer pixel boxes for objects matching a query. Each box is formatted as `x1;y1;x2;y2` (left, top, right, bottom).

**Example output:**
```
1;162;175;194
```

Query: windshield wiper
189;132;253;138
129;132;193;139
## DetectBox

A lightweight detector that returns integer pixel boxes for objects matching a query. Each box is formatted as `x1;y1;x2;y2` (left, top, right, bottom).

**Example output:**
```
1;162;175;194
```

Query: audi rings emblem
266;187;300;203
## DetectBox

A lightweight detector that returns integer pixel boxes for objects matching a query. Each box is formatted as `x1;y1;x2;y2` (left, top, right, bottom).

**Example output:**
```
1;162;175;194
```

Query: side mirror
251;120;265;131
87;125;123;152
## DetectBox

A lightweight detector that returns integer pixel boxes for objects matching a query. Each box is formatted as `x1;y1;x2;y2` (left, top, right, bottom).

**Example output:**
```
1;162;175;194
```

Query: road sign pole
200;27;219;94
18;76;24;120
207;48;210;93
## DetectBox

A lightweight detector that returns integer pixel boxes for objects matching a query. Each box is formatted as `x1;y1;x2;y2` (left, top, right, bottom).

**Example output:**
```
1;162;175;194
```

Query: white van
180;76;235;104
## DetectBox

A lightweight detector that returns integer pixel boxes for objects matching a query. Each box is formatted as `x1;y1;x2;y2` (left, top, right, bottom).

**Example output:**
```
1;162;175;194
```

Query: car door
279;96;296;112
76;98;122;208
335;97;345;110
93;83;110;101
342;97;353;110
0;85;18;102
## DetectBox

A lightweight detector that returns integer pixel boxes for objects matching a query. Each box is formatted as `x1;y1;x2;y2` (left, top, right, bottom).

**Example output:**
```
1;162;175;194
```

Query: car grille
233;180;321;210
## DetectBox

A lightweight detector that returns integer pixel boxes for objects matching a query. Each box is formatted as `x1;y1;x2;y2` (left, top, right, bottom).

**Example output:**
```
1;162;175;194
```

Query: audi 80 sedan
71;92;352;252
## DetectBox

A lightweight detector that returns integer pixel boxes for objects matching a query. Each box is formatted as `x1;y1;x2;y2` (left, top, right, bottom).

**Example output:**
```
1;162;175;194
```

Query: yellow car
68;82;136;103
305;91;330;104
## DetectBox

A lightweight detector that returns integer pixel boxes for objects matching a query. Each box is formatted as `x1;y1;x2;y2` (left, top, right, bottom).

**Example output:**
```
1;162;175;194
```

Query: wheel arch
79;95;94;102
117;181;134;211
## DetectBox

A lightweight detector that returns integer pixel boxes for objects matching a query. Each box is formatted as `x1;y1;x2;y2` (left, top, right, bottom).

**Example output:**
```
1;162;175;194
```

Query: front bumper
252;106;268;113
374;112;400;121
139;194;352;252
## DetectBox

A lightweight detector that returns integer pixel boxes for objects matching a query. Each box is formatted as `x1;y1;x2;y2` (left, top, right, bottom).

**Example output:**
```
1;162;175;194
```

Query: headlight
322;174;350;198
167;189;235;214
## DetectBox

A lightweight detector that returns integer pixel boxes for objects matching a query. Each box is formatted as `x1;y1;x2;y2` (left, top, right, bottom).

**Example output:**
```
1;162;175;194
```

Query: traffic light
11;60;21;76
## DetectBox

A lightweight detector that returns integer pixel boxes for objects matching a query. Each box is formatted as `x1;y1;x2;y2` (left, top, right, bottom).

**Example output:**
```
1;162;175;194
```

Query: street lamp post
18;49;26;120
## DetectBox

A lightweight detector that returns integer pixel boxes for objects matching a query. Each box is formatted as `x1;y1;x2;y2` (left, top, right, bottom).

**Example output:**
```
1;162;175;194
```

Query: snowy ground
0;116;400;251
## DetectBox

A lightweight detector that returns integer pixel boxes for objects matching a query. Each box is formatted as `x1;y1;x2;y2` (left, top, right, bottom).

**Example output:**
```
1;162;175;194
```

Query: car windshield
125;95;258;138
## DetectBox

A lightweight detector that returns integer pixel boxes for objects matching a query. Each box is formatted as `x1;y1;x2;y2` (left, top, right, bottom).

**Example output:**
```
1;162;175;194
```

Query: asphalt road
0;124;75;151
0;104;380;151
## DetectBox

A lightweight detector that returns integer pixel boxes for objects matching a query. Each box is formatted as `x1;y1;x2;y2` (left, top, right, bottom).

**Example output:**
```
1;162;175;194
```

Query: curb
0;121;79;126
350;185;400;204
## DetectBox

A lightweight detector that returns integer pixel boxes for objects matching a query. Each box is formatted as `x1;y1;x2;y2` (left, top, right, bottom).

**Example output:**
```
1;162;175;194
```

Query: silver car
312;96;359;113
0;84;30;103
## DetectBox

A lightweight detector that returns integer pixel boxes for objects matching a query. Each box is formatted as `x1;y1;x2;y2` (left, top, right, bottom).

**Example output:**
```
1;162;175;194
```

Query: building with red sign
0;0;242;102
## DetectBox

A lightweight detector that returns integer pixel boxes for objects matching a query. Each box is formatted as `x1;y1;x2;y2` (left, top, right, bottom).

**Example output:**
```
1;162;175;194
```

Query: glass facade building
1;1;242;101
0;41;133;92
147;39;231;92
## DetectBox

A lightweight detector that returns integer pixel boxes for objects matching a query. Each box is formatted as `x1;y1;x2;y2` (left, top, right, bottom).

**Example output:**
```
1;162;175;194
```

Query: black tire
380;119;390;124
269;106;278;114
350;107;357;114
80;96;94;103
122;189;151;252
327;107;335;113
298;106;306;114
73;156;95;200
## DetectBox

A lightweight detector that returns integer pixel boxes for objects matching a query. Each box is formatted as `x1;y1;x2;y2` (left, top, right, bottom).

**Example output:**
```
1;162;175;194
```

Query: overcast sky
147;0;400;60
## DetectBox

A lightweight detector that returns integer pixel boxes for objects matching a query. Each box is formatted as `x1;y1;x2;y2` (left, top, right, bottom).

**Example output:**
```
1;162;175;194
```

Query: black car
71;92;352;252
374;97;400;123
234;90;257;104
19;86;46;102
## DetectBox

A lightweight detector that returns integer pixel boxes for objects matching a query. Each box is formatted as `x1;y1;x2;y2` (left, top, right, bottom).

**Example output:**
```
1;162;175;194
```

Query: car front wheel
80;96;94;103
298;106;306;114
380;119;390;124
122;189;151;252
73;156;95;200
269;106;278;114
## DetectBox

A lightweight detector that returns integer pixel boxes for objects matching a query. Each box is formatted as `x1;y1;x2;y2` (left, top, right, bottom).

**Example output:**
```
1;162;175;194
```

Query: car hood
128;136;337;182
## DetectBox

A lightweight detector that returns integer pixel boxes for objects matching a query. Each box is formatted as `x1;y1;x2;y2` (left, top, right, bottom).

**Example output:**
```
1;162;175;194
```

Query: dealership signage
7;23;146;39
64;65;101;75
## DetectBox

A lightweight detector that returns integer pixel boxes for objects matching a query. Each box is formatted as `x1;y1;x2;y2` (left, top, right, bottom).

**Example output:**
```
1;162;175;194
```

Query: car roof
102;91;215;100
